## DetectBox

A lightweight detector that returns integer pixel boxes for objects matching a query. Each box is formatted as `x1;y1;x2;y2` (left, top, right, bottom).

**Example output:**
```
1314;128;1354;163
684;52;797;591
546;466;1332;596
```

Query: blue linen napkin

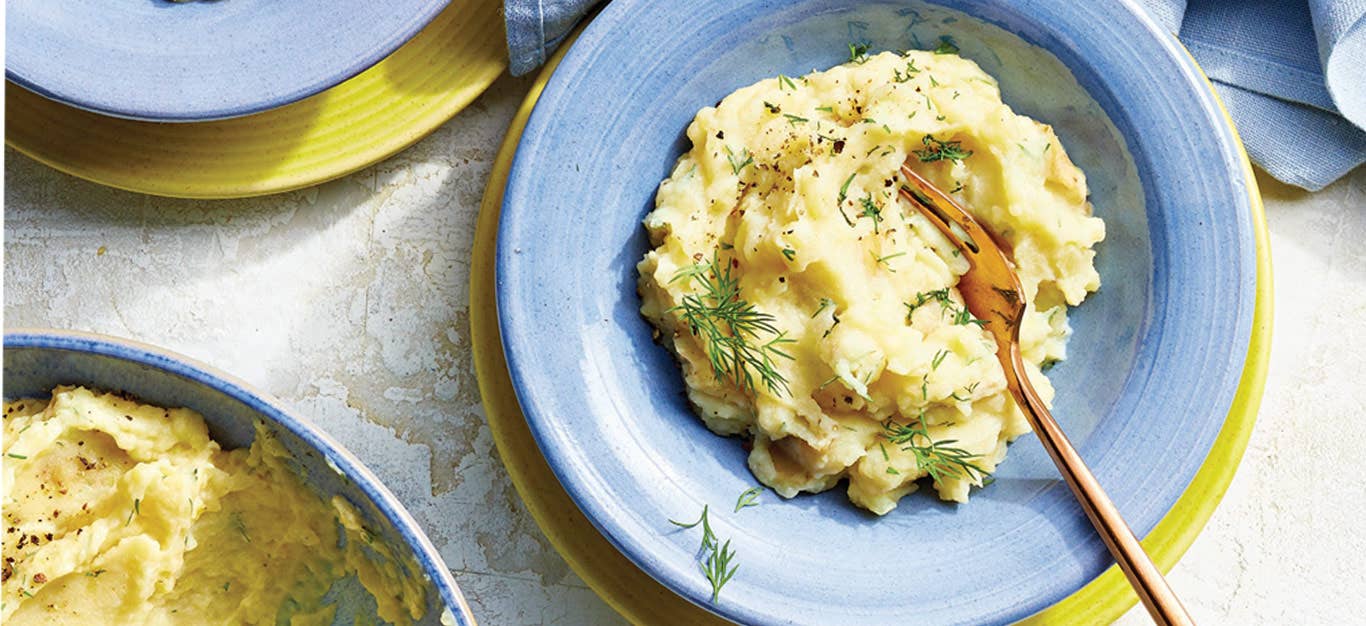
505;0;1366;190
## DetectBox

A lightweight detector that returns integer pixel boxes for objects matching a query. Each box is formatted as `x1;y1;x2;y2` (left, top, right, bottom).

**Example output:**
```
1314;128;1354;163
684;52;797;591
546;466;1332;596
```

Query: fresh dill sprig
859;195;883;233
848;42;870;63
778;74;798;91
781;247;797;261
783;113;809;126
812;297;835;318
6;453;28;460
950;382;980;402
670;505;740;603
734;487;762;512
952;307;987;328
882;416;987;482
703;539;739;602
836;173;857;226
931;349;950;370
905;288;952;319
893;59;921;83
815;105;834;113
671;252;796;396
932;36;960;55
874;251;907;268
914;134;973;163
724;146;755;175
670;504;717;544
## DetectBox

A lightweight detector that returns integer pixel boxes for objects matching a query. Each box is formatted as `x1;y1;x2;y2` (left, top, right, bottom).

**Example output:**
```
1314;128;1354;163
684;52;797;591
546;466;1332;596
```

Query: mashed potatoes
1;386;425;625
637;49;1104;514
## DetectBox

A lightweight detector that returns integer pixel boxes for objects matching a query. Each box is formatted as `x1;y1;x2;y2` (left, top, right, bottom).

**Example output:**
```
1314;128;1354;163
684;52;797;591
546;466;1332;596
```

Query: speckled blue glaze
5;0;448;121
497;1;1256;624
2;330;475;626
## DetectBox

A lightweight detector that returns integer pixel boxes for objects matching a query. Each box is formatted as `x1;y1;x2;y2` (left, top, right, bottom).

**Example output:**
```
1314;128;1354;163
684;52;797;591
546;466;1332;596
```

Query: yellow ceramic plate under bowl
5;0;505;199
470;34;1272;626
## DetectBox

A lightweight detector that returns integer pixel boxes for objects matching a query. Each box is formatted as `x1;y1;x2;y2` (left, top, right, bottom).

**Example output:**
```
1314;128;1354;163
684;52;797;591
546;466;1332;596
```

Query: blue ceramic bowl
5;0;449;121
3;330;476;626
497;1;1256;624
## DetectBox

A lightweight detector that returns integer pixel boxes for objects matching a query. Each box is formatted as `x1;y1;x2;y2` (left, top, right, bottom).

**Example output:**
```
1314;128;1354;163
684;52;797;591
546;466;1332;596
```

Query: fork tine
898;182;978;256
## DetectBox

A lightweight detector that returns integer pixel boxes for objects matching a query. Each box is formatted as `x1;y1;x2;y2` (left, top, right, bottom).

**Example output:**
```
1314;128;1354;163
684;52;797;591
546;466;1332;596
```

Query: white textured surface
3;74;1363;625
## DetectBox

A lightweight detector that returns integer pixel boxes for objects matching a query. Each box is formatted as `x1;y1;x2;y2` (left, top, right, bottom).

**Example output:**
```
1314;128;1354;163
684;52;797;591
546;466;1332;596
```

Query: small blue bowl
3;329;476;626
5;0;449;121
497;1;1256;624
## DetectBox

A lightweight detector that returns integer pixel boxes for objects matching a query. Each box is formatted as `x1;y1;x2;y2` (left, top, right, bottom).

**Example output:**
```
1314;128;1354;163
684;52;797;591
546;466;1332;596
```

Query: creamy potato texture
1;386;425;625
638;50;1104;514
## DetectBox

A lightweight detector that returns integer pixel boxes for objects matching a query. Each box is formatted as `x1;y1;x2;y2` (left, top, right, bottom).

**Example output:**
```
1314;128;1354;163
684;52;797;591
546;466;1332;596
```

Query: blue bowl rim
495;0;1257;623
2;328;476;625
3;0;452;122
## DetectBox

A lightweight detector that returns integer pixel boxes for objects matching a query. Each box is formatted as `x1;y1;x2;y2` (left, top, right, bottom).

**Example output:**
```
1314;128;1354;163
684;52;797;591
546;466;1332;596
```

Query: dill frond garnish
873;251;907;270
778;74;798;91
783;113;809;126
893;59;920;83
812;297;835;318
914;134;973;163
670;505;740;603
859;195;883;233
724;146;755;174
835;173;857;226
931;349;950;370
932;36;960;55
848;42;870;64
881;416;987;482
904;288;952;319
952;306;987;327
671;252;796;396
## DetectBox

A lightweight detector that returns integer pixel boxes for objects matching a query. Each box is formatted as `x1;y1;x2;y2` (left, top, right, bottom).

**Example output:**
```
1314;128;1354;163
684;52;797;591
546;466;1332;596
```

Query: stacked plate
476;1;1271;624
5;0;505;197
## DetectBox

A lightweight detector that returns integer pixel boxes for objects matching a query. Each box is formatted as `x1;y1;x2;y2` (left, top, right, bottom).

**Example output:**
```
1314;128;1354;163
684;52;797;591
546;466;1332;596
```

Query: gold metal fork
898;163;1194;626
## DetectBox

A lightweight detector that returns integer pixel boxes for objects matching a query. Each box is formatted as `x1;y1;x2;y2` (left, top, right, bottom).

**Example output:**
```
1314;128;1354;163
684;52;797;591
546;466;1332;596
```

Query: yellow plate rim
470;36;1272;626
5;0;507;200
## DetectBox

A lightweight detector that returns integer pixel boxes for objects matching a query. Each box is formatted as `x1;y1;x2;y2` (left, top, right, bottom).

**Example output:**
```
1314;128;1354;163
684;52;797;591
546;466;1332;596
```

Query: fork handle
1003;345;1195;626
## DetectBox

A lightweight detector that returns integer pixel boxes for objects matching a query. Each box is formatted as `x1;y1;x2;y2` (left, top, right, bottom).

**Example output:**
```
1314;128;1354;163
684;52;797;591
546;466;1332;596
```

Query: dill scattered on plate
734;487;762;512
670;505;739;603
671;252;795;396
848;42;870;64
932;36;960;55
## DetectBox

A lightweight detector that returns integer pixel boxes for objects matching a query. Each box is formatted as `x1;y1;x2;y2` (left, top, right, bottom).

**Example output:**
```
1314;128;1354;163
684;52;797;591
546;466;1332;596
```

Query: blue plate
3;330;476;626
497;1;1256;624
5;0;450;121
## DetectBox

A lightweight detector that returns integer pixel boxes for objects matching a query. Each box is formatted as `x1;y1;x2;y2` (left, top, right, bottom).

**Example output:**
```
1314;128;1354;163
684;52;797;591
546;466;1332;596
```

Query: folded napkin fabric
505;0;1366;190
1138;0;1366;190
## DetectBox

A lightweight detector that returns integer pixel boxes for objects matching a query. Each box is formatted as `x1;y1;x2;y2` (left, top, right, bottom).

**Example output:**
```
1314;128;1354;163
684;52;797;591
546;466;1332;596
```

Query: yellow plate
5;0;505;200
470;36;1273;626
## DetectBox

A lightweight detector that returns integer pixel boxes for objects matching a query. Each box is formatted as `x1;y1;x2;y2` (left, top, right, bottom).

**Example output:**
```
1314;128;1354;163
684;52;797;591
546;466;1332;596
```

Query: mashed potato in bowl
1;386;425;625
637;49;1104;515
